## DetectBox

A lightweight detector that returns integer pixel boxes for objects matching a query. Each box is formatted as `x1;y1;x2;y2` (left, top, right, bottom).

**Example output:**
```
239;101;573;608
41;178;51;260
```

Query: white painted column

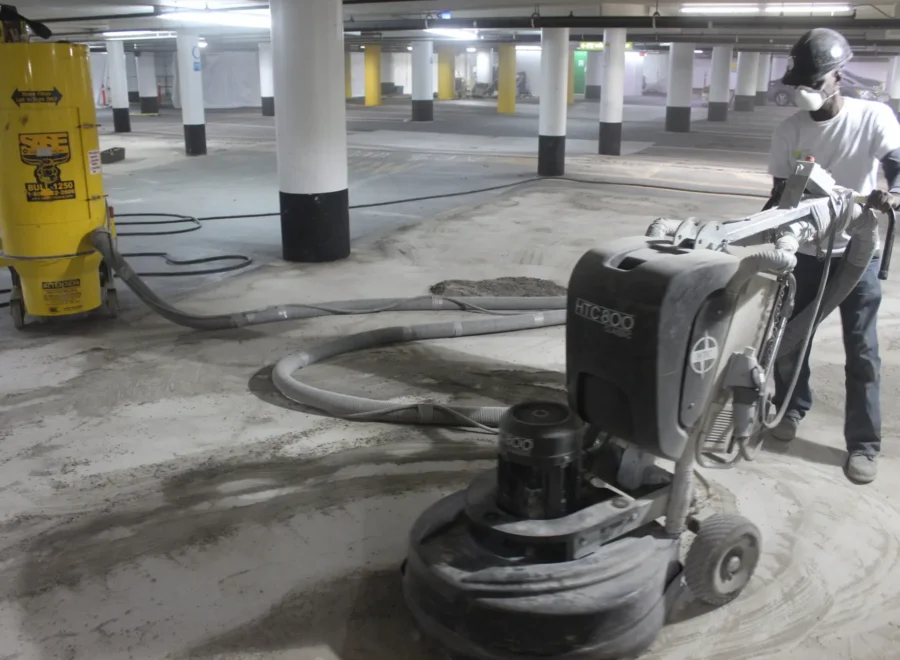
538;27;570;176
475;50;492;84
411;40;434;121
666;43;695;133
585;49;604;100
708;45;733;121
599;29;626;155
271;0;349;262
381;51;395;94
176;32;206;155
136;51;158;113
258;42;275;116
106;40;131;132
887;56;900;114
735;51;760;111
756;53;772;105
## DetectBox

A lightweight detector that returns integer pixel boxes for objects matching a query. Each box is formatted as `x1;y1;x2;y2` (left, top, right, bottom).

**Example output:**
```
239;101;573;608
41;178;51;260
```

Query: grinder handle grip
879;207;896;281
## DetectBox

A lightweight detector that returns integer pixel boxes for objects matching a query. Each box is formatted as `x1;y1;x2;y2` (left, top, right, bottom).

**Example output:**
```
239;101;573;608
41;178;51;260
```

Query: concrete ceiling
10;1;900;54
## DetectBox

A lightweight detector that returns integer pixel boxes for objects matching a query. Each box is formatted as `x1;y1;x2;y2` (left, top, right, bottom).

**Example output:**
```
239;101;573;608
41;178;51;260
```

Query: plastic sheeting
90;52;109;106
201;50;261;109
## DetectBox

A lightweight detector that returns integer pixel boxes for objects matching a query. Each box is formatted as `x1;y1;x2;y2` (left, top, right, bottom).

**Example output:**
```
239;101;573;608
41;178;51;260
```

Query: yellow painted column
364;45;381;106
437;45;455;100
568;50;575;105
497;44;516;114
345;51;352;99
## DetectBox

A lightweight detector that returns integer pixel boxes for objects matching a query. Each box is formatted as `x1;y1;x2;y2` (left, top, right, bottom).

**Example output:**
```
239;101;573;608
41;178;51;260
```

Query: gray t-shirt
767;97;900;255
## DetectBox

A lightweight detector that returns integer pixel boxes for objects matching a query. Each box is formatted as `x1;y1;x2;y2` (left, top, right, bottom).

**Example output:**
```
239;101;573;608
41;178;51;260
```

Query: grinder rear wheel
684;513;761;606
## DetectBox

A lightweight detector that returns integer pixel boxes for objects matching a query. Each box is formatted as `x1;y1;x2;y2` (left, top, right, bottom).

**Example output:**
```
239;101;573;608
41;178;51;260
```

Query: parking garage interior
3;1;900;659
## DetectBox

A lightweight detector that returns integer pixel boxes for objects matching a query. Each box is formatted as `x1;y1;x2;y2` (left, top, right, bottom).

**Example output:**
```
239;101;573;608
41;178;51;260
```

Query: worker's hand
864;190;900;213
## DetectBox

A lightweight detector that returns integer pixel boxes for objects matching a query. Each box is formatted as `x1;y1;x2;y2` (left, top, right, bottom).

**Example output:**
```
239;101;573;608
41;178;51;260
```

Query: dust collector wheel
104;289;119;318
10;299;26;330
684;513;761;606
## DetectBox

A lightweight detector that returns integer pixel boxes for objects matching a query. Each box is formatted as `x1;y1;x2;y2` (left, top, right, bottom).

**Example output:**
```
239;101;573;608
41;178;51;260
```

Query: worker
767;28;900;484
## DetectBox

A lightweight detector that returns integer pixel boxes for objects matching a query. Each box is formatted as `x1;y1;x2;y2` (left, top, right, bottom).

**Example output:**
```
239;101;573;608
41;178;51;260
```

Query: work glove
864;190;900;213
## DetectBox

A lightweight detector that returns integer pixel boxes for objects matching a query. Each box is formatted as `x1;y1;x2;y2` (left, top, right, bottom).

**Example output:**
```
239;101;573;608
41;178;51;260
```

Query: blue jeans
773;252;882;457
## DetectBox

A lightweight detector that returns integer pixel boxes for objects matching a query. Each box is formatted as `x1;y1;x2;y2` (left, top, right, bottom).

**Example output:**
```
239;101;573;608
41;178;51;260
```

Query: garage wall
516;49;542;96
351;51;365;98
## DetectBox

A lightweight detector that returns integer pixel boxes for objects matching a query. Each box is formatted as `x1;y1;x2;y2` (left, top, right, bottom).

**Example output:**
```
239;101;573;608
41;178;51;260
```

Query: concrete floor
2;99;899;659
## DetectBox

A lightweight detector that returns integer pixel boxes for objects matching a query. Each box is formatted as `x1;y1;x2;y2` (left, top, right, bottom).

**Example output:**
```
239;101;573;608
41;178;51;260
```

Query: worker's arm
868;104;900;211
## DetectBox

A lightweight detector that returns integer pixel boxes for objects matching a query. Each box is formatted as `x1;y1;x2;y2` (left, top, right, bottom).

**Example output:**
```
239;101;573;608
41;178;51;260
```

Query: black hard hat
782;28;852;86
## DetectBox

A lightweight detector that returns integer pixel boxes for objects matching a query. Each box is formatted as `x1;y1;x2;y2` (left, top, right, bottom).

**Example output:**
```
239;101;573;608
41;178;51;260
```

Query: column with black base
176;33;206;156
708;45;733;121
259;42;275;116
107;40;131;133
411;41;434;121
888;56;900;115
272;0;349;263
665;43;694;133
136;52;158;114
538;27;569;177
734;51;759;111
599;28;625;156
756;53;771;106
585;49;603;100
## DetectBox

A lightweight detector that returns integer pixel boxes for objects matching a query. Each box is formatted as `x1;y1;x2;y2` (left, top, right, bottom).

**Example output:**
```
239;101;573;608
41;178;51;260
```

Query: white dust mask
794;86;834;111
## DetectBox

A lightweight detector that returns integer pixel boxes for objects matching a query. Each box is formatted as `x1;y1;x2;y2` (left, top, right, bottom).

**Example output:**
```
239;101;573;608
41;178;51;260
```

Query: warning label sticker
19;132;76;203
88;149;102;174
42;279;82;313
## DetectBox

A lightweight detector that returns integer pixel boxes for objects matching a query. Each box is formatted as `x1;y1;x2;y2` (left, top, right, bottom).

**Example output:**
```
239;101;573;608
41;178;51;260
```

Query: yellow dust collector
0;31;117;329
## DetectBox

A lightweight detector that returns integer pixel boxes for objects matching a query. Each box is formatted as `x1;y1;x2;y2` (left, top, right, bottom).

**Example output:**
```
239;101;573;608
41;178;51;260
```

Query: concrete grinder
400;161;894;660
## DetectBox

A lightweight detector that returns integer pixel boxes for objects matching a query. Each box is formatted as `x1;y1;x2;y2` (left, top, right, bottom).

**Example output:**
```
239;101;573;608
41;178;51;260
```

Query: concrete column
475;50;491;84
497;43;516;114
437;45;455;100
381;51;395;95
666;43;694;133
599;28;626;156
136;52;158;113
411;41;434;121
887;56;900;114
364;44;381;106
107;40;131;132
756;53;771;105
538;27;570;176
708;45;733;121
735;51;760;111
258;42;274;116
271;0;349;263
176;32;206;156
585;49;604;100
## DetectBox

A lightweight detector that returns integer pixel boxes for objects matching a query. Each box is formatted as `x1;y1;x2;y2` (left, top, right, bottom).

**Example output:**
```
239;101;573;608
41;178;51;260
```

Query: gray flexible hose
90;228;565;330
272;311;566;430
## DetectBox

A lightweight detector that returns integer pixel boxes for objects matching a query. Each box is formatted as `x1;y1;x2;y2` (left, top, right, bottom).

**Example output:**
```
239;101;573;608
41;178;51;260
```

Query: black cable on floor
115;213;202;237
119;252;252;277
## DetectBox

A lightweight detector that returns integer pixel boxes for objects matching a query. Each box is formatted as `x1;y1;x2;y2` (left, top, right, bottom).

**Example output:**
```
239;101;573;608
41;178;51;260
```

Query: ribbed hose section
272;311;566;429
645;218;681;238
91;228;566;330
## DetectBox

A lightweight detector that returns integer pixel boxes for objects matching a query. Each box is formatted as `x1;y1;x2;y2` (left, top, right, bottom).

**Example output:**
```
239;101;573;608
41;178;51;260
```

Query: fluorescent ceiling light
103;30;176;40
407;46;413;50
680;3;851;14
694;49;703;53
160;8;270;29
424;28;478;40
466;47;476;53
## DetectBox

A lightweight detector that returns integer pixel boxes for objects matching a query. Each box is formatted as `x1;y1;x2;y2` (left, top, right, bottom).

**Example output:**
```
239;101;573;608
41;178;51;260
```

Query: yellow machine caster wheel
10;299;26;330
103;289;119;319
